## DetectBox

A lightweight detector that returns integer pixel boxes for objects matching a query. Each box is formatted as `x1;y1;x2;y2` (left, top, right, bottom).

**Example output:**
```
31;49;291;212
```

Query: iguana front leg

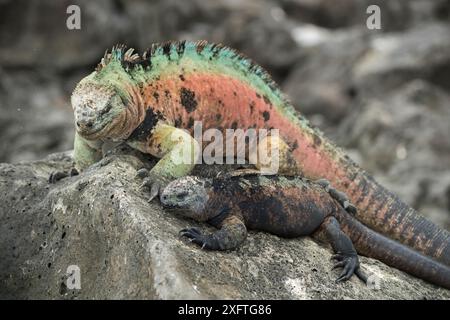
180;215;248;251
49;132;102;183
73;132;103;170
129;123;200;200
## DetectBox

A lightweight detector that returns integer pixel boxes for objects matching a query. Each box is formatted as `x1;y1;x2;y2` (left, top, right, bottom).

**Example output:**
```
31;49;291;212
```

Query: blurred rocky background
0;0;449;228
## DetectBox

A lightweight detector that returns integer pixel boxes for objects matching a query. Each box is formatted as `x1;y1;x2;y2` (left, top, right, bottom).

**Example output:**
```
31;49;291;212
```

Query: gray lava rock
338;80;450;229
0;0;133;70
283;28;369;128
0;68;75;163
280;0;449;31
353;23;450;95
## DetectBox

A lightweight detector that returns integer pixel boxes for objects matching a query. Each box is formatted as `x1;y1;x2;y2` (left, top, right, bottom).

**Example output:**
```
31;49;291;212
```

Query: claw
331;254;344;261
140;174;170;203
180;227;201;235
332;261;346;270
140;177;160;202
136;168;149;178
48;167;79;183
335;263;352;283
69;168;79;177
179;232;188;238
355;268;368;284
148;182;160;202
179;227;211;249
315;179;330;191
140;177;152;189
336;273;352;283
332;254;359;283
346;204;357;215
48;171;68;183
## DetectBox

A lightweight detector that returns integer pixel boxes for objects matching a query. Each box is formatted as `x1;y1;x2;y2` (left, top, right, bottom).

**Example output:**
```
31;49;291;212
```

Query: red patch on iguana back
141;72;352;187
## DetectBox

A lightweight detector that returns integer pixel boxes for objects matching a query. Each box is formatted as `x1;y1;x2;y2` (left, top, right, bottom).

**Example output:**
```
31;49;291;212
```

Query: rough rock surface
0;150;449;299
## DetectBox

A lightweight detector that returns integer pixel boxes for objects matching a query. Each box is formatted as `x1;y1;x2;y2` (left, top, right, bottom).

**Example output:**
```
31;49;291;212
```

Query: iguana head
71;45;142;140
160;176;213;221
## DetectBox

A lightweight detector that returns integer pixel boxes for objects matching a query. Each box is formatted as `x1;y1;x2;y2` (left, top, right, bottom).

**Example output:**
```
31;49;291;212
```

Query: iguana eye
99;104;112;116
177;191;188;199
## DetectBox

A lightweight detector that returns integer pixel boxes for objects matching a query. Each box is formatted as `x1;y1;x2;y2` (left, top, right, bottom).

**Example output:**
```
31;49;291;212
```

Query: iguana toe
333;254;360;283
141;176;169;202
332;260;347;270
331;253;345;261
179;227;201;235
345;203;358;215
354;268;368;284
179;227;219;250
49;171;67;183
315;178;330;191
136;168;149;178
141;180;160;202
48;168;78;183
69;168;79;176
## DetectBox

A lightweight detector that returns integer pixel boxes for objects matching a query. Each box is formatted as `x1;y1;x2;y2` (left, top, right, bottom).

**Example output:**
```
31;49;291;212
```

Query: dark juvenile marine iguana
55;40;450;266
159;172;450;289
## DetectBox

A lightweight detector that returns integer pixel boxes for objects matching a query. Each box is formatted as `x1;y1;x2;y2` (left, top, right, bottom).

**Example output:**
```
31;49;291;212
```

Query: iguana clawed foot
48;168;79;183
331;253;365;283
315;178;330;190
143;178;163;202
136;168;169;202
136;168;149;178
179;227;219;250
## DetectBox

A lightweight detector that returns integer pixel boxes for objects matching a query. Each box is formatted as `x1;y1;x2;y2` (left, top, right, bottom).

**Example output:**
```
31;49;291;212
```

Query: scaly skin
66;40;449;266
160;173;450;289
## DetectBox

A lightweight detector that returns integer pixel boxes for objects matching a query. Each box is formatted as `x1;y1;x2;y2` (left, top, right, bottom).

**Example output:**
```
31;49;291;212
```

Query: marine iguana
159;171;450;289
53;40;450;266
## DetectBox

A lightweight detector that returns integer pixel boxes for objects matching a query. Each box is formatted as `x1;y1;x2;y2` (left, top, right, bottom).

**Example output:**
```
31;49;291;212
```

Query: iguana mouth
163;206;179;211
76;122;109;140
160;197;179;210
161;206;186;215
76;124;103;134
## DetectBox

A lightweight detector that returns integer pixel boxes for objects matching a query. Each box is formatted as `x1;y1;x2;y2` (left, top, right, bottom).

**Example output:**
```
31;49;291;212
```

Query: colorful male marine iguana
160;172;450;288
57;40;450;268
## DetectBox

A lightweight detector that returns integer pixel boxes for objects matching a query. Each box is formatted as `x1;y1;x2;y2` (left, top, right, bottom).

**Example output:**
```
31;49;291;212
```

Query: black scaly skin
160;172;450;288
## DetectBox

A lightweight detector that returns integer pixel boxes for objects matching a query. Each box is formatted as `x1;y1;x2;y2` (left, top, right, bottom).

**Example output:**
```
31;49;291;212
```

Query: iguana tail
290;126;450;266
334;208;450;289
346;170;450;267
